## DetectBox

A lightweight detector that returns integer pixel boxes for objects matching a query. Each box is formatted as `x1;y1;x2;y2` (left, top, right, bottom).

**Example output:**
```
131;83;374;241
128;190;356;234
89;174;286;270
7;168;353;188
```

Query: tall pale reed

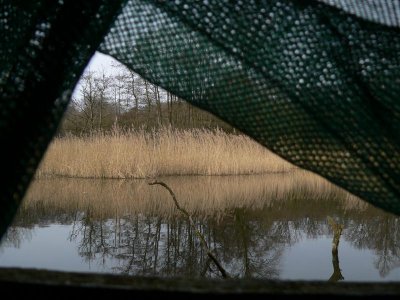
36;127;295;178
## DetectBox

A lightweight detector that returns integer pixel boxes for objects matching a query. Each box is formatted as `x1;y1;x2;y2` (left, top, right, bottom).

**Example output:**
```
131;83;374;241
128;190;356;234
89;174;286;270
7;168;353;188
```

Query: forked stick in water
148;180;229;279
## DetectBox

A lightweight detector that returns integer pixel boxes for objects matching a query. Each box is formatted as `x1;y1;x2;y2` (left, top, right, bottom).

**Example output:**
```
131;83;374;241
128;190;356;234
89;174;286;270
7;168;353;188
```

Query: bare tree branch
148;180;229;279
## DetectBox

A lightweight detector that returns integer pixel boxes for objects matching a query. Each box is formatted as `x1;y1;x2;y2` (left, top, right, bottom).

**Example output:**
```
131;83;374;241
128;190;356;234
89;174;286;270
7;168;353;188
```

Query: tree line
60;65;235;135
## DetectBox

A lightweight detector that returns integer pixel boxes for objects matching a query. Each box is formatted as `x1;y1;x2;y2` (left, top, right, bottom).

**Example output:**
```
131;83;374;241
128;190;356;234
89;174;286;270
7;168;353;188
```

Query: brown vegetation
24;171;362;219
37;127;295;179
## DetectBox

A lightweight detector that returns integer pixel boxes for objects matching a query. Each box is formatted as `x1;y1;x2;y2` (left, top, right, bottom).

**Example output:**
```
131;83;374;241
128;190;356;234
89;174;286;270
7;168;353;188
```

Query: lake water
0;172;399;281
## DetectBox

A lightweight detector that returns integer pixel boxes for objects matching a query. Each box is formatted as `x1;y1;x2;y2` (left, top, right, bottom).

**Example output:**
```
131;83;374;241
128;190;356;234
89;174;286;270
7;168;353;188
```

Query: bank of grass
36;127;295;179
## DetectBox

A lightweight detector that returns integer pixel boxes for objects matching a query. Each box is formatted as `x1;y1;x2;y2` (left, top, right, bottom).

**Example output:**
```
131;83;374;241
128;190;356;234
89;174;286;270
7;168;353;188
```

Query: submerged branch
148;180;229;279
327;216;344;282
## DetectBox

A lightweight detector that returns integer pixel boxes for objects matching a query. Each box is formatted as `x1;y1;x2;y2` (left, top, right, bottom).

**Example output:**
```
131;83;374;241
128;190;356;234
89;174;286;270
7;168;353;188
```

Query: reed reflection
2;171;399;279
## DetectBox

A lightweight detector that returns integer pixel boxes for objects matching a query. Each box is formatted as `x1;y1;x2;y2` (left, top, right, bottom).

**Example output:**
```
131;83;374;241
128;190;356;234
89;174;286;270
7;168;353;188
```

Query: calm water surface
0;172;399;281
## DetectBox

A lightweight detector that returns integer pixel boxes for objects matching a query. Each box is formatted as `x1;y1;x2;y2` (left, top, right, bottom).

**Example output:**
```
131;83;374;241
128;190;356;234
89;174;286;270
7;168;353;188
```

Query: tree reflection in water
327;216;344;282
1;172;399;280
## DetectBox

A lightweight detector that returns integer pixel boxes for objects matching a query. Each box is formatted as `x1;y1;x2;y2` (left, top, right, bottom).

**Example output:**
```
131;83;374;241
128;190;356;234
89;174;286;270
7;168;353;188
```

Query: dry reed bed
36;127;295;178
23;171;363;219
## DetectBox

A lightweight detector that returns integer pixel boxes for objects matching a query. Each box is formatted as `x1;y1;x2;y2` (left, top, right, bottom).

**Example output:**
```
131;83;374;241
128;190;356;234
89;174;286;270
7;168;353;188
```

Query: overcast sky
84;51;120;74
72;51;168;102
72;51;121;99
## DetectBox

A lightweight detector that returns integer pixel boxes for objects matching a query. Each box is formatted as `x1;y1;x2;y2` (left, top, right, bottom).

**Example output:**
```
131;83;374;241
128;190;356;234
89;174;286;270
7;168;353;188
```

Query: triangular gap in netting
98;0;400;215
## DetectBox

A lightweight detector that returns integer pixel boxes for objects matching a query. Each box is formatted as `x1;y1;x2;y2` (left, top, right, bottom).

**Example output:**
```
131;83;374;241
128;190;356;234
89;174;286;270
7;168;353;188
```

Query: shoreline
34;169;296;180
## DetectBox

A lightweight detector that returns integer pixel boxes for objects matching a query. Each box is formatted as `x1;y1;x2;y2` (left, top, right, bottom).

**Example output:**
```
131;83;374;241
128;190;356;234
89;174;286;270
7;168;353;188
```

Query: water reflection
1;172;399;280
327;216;344;282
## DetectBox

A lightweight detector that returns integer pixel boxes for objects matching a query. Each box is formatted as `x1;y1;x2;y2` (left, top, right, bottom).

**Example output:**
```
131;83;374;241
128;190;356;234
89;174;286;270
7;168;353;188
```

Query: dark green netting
101;0;400;214
0;0;127;239
0;0;399;240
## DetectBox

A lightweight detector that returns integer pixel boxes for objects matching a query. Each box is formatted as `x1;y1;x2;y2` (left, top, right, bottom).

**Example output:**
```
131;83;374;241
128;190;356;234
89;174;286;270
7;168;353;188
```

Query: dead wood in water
148;180;229;279
327;216;344;282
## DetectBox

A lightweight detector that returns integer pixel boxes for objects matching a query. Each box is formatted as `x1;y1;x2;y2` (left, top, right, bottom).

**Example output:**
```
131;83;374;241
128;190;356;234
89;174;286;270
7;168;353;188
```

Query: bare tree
94;69;112;129
154;85;162;126
80;71;97;131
